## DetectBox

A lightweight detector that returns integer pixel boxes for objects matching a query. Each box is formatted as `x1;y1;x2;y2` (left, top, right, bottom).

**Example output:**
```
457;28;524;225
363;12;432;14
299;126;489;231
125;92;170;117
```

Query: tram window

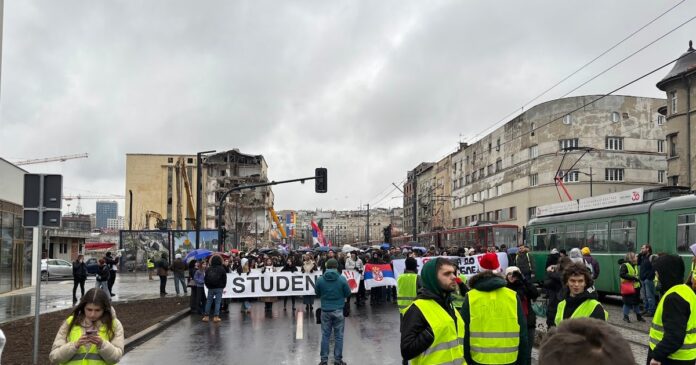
677;214;696;253
533;228;548;251
548;226;564;251
565;224;585;249
586;222;608;252
609;220;637;253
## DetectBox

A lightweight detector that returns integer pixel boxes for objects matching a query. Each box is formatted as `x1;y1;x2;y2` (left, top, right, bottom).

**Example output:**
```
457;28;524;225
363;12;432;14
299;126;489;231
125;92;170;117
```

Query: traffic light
315;167;327;193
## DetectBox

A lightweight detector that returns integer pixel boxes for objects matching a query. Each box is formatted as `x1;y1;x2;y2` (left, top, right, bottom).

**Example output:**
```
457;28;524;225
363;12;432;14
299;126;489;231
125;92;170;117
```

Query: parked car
85;258;100;275
40;259;73;280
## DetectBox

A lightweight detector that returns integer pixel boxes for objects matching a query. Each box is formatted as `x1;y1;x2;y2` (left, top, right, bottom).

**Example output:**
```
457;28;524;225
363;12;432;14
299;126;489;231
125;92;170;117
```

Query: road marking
296;310;303;340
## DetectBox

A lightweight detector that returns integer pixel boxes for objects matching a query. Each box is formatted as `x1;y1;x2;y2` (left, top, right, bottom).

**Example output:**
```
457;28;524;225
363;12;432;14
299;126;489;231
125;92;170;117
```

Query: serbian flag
311;220;327;246
363;263;397;289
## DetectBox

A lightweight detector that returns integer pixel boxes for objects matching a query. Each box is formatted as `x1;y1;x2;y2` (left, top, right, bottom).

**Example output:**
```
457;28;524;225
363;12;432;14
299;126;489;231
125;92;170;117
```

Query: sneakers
335;361;347;365
318;362;328;365
636;314;646;322
623;315;630;323
213;316;221;323
202;316;209;322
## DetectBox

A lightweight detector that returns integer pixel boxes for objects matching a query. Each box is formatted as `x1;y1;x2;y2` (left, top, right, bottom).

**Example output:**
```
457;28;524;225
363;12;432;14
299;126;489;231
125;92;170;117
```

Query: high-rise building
96;201;118;229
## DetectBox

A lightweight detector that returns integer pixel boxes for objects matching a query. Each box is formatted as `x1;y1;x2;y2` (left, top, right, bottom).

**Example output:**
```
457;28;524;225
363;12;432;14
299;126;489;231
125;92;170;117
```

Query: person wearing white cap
172;253;188;296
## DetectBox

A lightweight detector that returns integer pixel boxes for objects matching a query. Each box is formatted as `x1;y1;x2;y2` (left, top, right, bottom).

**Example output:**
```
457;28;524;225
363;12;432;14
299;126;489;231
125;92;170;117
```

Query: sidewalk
0;273;188;324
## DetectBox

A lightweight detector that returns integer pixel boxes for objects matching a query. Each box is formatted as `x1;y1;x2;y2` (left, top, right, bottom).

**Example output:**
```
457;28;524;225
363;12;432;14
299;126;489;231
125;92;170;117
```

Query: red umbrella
230;249;240;254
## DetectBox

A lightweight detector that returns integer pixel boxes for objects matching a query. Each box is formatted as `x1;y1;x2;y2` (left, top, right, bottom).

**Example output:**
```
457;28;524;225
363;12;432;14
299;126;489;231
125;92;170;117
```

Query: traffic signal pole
217;170;326;247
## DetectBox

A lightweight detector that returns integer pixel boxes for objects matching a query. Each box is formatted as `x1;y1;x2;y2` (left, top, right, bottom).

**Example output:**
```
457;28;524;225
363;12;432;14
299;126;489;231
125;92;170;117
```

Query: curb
124;308;190;353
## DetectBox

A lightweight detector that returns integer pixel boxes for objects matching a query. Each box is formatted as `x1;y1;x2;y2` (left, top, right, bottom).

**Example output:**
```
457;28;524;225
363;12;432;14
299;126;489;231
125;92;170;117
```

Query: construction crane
62;194;125;214
14;153;89;166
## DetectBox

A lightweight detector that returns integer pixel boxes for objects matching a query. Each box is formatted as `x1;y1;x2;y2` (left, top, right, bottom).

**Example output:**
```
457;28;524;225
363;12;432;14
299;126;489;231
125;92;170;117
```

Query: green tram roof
528;193;696;226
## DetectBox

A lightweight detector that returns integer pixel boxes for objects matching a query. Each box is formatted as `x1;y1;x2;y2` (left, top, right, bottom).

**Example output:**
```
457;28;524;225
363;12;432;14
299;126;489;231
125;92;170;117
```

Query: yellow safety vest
452;275;468;310
691;262;696;283
554;298;607;326
467;288;520;364
649;284;696;360
408;299;465;365
147;259;155;269
397;273;419;315
61;316;112;365
621;263;641;288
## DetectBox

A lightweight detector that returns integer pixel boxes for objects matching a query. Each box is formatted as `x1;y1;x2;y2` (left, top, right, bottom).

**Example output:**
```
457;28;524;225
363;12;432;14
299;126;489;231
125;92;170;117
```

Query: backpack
205;267;223;288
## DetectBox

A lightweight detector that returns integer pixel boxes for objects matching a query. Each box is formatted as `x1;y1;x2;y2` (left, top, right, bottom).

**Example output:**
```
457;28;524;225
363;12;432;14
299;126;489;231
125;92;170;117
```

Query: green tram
526;189;696;296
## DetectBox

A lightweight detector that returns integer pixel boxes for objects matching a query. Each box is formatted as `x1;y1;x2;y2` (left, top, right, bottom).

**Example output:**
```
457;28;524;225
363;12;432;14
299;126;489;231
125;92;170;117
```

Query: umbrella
230;249;239;254
297;247;313;253
400;245;412;250
412;246;427;253
380;243;391;250
342;245;357;253
184;249;212;263
315;246;330;252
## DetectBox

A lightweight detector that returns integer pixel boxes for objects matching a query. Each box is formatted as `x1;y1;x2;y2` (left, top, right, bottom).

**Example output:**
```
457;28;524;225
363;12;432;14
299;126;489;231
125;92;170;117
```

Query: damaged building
204;149;274;247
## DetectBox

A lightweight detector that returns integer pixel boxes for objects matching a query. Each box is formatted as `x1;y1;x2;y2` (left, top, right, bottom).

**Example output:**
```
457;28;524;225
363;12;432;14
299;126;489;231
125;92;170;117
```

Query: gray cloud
1;0;693;215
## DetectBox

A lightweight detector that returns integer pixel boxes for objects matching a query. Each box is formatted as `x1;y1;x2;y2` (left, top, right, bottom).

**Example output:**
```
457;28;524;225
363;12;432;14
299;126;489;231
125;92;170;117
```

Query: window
509;207;517;220
481;190;488;200
566;224;586;249
488;164;494;175
606;137;623;151
479;168;484;179
187;158;194;164
167;157;174;163
466;155;470;165
678;214;696;253
495;185;501;196
670;91;678;114
473;152;476;162
605;168;624;182
496;159;503;172
488;143;492;152
668;134;678;157
549;226;564;250
220;170;226;177
465;175;471;184
658;140;665;153
611;112;620;123
489;187;496;198
658;170;665;184
495;209;502;221
586;222;608;252
559;139;579;150
529;145;539;159
59;243;68;254
563;114;572;125
528;207;537;220
472;171;477;181
529;173;539;186
657;115;665;126
533;228;548;251
561;170;579;183
531;122;536;136
496;138;501;151
465;217;470;226
610;220;637;252
669;176;679;186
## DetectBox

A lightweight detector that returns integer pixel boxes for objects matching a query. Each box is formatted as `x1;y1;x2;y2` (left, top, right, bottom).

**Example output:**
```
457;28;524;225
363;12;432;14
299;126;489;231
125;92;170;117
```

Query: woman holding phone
49;288;124;364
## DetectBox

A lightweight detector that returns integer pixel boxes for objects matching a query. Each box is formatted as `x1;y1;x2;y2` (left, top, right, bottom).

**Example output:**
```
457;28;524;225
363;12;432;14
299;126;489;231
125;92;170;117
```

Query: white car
41;259;73;280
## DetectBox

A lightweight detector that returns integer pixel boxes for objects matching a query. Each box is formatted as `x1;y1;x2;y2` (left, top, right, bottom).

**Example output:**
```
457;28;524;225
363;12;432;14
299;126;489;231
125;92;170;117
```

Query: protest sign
219;270;361;298
392;253;509;279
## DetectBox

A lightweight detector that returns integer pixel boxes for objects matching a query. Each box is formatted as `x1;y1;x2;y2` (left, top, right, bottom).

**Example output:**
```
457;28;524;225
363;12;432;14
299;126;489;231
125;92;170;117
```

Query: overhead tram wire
464;0;687;144
494;48;695;152
558;13;696;99
370;178;406;207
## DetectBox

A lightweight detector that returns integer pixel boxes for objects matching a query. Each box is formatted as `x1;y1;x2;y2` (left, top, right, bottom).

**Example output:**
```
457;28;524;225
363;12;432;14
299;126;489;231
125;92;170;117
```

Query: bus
527;187;696;296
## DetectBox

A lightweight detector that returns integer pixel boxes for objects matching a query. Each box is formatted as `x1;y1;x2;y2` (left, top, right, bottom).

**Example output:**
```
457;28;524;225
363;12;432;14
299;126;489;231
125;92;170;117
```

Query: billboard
119;231;170;272
171;230;219;257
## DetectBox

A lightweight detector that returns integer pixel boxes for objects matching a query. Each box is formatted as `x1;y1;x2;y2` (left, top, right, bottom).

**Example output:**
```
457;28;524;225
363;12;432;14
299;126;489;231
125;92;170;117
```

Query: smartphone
85;329;97;336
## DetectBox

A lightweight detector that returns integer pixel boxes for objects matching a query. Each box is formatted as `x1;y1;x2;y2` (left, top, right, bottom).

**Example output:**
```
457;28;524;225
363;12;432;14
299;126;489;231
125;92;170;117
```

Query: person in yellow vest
461;252;528;365
400;258;465;365
554;262;607;326
49;288;124;364
619;252;644;323
147;257;155;280
648;254;696;365
397;257;421;316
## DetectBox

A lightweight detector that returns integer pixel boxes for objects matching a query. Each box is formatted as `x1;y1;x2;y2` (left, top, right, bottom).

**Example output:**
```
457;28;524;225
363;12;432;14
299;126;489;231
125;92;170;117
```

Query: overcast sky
1;1;694;215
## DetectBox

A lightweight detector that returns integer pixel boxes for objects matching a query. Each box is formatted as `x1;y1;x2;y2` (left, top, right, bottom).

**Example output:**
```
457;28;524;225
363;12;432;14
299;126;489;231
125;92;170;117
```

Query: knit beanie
326;258;338;269
478;252;500;271
405;257;418;271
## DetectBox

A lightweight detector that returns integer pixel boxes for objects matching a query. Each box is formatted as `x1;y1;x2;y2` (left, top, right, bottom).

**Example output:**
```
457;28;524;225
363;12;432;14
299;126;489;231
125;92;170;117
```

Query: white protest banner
220;270;361;298
392;253;509;279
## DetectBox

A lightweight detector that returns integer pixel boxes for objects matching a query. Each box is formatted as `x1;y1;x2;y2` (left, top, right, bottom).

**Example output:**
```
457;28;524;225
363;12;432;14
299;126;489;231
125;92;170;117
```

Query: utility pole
196;150;215;249
366;203;370;245
413;170;418;242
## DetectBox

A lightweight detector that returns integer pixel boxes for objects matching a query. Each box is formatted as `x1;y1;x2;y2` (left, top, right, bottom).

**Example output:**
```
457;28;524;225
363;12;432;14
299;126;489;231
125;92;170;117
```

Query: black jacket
96;265;110;282
638;253;656;282
205;264;228;289
507;275;540;328
400;287;458;361
559;289;605;322
72;261;87;280
105;256;119;272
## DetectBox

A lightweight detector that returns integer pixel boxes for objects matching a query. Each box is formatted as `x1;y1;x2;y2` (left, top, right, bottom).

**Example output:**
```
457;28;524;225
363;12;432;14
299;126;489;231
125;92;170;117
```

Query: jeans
174;273;187;294
320;309;345;363
96;280;110;299
73;279;85;301
204;288;223;317
642;279;657;314
108;271;116;294
623;303;641;316
159;275;167;294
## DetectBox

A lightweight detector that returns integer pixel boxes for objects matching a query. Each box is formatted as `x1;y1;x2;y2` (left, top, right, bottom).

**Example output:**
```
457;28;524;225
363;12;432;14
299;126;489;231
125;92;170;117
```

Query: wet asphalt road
121;301;403;365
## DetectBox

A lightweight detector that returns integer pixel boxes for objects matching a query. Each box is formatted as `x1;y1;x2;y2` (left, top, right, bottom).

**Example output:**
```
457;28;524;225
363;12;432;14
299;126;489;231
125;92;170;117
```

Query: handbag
187;278;195;287
620;281;636;295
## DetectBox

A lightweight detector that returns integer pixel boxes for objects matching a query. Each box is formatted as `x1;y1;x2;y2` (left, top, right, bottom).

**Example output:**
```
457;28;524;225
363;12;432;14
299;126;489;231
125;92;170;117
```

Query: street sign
23;174;62;228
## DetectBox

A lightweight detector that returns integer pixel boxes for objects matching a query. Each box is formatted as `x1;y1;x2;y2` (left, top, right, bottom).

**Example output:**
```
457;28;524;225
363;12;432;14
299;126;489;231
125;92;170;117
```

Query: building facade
450;95;667;230
96;201;118;229
107;217;125;230
656;41;696;190
62;214;92;231
0;158;30;294
403;162;435;238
